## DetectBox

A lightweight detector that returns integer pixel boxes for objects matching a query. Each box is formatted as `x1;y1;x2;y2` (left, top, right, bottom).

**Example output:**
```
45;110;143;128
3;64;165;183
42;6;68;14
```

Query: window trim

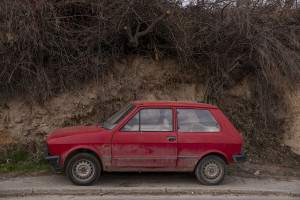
176;108;221;133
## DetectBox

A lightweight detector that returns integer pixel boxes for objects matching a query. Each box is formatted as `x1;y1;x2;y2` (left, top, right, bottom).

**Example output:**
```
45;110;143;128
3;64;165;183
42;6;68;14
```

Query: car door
111;107;177;168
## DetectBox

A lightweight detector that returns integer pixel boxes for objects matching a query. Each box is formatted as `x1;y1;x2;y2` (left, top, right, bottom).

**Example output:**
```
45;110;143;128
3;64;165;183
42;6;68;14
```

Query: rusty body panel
46;101;244;172
111;132;177;168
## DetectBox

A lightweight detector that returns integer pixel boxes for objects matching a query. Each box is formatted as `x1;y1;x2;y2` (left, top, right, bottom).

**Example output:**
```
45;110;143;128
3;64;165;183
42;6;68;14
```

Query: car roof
131;101;218;109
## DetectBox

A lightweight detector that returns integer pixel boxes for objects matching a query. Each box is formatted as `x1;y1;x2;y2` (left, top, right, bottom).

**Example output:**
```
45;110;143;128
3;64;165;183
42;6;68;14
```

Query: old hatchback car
44;101;245;186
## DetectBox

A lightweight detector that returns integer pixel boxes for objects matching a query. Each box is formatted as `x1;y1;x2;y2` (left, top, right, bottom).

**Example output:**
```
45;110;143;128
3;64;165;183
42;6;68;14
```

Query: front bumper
44;145;61;169
232;153;246;163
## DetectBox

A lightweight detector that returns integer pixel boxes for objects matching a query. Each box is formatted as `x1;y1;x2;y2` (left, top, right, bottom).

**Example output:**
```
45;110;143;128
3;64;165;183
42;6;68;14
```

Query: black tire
195;155;226;185
66;153;101;186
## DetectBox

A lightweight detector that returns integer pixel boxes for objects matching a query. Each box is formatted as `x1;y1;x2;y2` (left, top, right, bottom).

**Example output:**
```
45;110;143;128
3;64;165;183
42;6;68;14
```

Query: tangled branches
0;1;299;122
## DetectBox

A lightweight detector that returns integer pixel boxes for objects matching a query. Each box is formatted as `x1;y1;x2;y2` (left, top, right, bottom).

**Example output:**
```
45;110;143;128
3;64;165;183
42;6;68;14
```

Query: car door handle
166;136;176;141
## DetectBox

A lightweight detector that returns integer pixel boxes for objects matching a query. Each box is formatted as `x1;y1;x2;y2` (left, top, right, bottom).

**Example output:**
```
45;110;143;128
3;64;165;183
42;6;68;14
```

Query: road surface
0;172;299;198
4;195;299;200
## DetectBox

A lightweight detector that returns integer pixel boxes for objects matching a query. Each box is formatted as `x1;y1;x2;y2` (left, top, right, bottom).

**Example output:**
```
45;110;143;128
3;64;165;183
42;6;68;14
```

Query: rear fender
196;150;230;167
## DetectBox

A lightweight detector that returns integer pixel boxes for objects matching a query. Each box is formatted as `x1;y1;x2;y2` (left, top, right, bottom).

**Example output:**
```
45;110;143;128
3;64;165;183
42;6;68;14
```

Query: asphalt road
4;195;299;200
0;172;300;198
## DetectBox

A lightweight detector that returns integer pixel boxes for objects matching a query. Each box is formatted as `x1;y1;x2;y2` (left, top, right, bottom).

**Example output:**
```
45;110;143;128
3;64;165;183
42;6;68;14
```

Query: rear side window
122;108;173;132
177;109;220;133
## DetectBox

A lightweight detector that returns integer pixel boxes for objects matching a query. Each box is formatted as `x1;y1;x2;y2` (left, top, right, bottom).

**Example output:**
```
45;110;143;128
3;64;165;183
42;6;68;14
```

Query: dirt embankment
0;57;299;160
285;90;300;155
0;57;205;149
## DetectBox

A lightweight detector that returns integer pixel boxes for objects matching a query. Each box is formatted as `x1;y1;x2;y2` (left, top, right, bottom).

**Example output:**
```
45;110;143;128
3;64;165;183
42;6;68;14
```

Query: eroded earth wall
285;90;300;155
0;57;205;149
0;57;299;156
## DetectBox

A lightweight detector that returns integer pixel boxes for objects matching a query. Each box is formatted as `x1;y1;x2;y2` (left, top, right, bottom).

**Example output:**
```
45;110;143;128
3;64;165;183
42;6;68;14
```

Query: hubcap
72;159;95;182
201;160;223;182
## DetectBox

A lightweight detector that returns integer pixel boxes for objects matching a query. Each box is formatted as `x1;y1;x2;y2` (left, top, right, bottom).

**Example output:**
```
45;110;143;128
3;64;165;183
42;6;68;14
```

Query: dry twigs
0;0;300;158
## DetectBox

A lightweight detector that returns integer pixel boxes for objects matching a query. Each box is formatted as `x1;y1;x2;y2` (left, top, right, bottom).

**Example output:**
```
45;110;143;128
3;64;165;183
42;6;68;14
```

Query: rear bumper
232;153;246;163
44;145;61;169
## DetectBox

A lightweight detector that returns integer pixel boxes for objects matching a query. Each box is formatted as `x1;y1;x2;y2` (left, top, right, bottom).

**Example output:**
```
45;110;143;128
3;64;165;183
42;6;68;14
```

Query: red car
44;101;245;186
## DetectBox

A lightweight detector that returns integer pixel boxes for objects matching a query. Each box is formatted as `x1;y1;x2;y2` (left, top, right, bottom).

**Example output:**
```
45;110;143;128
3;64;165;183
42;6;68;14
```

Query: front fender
61;144;103;167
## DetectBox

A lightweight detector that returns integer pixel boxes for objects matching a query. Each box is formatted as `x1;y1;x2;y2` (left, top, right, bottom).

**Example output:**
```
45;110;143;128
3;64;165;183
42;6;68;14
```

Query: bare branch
136;12;168;38
124;10;170;47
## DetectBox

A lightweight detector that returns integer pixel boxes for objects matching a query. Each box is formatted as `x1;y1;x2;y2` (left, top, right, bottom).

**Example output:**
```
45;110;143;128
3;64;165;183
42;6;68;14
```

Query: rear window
177;109;220;132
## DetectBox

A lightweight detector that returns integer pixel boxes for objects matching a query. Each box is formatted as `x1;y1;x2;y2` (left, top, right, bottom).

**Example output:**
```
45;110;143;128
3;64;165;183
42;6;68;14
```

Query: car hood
47;124;105;141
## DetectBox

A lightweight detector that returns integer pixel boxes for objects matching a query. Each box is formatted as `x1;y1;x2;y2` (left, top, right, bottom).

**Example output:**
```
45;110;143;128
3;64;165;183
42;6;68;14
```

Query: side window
121;108;173;132
140;109;173;132
177;109;220;133
122;112;140;132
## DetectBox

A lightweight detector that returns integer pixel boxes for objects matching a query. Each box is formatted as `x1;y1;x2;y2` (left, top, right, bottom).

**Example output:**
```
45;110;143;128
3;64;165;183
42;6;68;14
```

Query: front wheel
195;155;226;185
66;153;101;186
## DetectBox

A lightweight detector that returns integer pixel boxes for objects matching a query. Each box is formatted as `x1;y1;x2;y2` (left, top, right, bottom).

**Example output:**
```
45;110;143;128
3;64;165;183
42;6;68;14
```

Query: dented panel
112;131;177;168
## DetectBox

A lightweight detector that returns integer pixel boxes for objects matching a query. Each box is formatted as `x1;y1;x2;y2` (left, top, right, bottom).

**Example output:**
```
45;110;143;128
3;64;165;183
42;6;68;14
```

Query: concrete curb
0;187;299;198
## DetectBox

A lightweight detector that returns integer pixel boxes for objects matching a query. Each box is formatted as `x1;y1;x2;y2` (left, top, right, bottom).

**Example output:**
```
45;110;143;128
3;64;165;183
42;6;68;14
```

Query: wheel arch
195;152;229;171
63;148;103;170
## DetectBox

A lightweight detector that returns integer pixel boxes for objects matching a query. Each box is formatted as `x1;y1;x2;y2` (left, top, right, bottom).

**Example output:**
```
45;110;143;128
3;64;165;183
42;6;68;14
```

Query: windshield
102;103;136;130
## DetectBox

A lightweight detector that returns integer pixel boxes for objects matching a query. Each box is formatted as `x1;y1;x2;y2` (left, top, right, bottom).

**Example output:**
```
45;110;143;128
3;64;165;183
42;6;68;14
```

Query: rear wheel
66;153;101;186
195;155;226;185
